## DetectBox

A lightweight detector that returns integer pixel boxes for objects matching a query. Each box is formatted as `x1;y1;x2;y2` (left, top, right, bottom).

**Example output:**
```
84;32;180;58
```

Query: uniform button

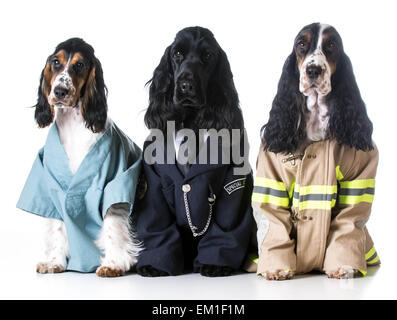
312;154;316;159
307;155;312;159
182;184;191;192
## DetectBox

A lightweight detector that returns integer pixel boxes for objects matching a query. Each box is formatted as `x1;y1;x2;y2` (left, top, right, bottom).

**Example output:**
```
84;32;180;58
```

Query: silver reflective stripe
366;251;378;263
293;192;337;202
339;187;375;196
253;186;289;198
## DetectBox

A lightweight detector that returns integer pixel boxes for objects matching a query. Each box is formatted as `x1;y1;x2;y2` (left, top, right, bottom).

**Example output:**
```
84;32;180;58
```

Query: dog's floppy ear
34;59;54;128
261;52;306;153
326;53;373;151
144;45;180;132
81;56;108;133
205;48;243;130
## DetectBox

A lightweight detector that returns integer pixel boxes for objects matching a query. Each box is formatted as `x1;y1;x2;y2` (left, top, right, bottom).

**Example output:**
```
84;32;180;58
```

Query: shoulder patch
224;178;246;195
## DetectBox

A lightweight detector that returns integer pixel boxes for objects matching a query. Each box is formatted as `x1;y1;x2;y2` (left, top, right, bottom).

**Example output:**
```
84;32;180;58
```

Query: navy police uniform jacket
136;134;253;275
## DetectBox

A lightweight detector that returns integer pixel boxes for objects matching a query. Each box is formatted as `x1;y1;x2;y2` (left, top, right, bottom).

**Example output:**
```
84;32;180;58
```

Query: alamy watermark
144;121;251;175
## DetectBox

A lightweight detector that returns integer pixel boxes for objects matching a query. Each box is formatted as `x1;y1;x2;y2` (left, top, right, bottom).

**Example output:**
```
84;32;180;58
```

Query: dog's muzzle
174;71;204;107
299;50;332;96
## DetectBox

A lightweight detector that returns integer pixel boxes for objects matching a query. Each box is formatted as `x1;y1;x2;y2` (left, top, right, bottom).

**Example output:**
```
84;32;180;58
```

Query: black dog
136;27;253;277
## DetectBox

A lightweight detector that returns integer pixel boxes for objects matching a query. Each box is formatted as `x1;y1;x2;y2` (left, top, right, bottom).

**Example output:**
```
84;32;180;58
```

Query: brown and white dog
30;38;141;277
262;22;373;154
258;23;376;280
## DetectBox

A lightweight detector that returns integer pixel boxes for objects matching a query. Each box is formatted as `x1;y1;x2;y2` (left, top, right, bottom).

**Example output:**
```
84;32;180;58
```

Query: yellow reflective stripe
365;246;377;261
253;177;289;207
336;165;344;181
296;199;336;210
248;253;259;264
288;182;295;199
339;194;374;205
340;179;375;189
252;193;290;206
367;255;380;265
366;245;380;265
292;184;337;210
358;269;367;277
298;184;338;195
254;177;287;191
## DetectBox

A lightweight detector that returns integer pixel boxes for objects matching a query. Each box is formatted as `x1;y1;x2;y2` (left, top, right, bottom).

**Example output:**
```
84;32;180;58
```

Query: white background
1;0;396;300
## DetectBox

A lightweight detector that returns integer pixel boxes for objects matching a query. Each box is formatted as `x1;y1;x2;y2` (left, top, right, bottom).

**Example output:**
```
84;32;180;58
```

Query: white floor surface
1;221;395;300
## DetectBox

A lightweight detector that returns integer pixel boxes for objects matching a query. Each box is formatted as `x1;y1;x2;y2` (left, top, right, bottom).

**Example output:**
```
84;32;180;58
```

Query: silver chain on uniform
182;184;216;237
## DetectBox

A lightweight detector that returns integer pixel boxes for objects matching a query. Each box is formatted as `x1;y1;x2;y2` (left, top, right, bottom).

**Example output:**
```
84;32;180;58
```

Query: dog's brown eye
298;41;306;48
76;62;84;69
327;41;336;49
203;52;213;61
174;51;183;59
52;59;60;66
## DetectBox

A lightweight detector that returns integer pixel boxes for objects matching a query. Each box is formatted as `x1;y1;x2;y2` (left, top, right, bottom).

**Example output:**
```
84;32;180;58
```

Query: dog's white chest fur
304;90;330;141
55;105;103;174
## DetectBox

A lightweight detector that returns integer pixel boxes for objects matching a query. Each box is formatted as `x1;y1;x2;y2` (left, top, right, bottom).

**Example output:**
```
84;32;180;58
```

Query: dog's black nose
179;80;195;95
54;87;69;99
306;65;323;80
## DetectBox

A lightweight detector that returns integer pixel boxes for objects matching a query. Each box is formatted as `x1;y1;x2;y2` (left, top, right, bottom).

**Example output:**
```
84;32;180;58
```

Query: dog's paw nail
137;266;168;277
200;264;234;277
264;270;294;280
96;266;125;277
36;262;65;274
326;266;356;279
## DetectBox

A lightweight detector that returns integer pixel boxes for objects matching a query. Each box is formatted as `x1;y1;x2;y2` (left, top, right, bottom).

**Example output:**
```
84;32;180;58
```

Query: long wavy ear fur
34;61;54;128
81;56;108;133
326;53;373;150
261;52;306;153
144;46;182;132
202;48;243;130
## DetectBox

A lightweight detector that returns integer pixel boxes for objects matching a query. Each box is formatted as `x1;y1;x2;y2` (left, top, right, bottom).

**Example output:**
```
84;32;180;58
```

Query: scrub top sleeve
16;148;61;220
101;151;142;218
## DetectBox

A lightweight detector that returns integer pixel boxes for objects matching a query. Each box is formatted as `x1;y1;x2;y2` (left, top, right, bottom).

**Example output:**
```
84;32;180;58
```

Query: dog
252;23;380;280
135;27;253;277
17;38;142;277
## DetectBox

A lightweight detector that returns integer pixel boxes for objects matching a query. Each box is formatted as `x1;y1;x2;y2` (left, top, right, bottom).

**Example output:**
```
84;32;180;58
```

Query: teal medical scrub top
17;121;142;272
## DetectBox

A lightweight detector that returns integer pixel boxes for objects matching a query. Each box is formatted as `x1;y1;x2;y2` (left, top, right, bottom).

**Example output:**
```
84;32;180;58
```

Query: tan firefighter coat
248;139;380;276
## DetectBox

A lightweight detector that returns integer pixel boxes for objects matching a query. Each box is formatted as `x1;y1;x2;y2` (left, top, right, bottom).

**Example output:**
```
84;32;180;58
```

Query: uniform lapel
185;138;228;180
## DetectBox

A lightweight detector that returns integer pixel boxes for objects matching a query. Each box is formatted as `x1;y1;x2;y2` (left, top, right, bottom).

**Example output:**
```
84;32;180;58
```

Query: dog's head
170;27;221;108
261;23;373;152
34;38;107;133
145;26;243;132
295;23;343;97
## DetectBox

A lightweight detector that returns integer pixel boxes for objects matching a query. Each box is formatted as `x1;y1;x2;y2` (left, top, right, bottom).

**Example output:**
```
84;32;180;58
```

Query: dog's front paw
137;266;169;277
36;262;66;274
326;265;357;279
200;264;234;277
96;265;125;277
263;270;295;280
